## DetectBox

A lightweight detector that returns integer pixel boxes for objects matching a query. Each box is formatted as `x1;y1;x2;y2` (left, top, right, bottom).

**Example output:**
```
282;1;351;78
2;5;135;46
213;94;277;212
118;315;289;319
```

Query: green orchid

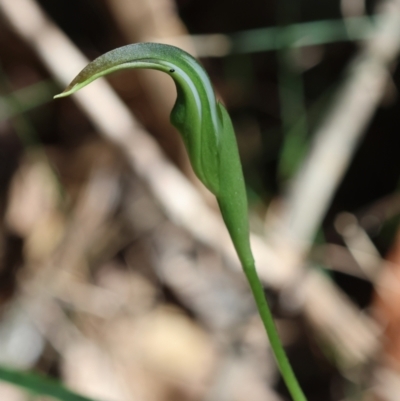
55;42;307;401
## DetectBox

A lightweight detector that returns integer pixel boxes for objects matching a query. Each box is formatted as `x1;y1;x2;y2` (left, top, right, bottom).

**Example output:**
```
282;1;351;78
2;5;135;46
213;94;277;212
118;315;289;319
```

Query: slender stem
242;261;307;401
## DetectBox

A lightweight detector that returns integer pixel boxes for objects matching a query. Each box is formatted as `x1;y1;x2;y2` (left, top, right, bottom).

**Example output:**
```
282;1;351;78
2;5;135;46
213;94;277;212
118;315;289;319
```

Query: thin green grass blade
0;79;56;122
0;366;102;401
230;15;378;53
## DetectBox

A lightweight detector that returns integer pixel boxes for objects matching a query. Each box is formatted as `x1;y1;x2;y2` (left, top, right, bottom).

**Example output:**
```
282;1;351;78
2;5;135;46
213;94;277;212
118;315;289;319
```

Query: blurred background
0;0;399;400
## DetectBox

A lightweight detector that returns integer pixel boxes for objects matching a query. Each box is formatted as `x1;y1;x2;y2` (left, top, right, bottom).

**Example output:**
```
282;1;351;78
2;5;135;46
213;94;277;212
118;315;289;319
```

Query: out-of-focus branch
0;0;379;367
271;0;400;252
261;0;400;367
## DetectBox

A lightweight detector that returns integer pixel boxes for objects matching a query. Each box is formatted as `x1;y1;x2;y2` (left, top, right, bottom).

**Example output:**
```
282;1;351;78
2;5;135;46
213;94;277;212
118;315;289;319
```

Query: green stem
242;261;307;401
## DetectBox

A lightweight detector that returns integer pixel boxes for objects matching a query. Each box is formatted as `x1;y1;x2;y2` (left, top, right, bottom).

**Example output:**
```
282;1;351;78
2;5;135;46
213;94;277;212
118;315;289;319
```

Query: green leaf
0;366;101;401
